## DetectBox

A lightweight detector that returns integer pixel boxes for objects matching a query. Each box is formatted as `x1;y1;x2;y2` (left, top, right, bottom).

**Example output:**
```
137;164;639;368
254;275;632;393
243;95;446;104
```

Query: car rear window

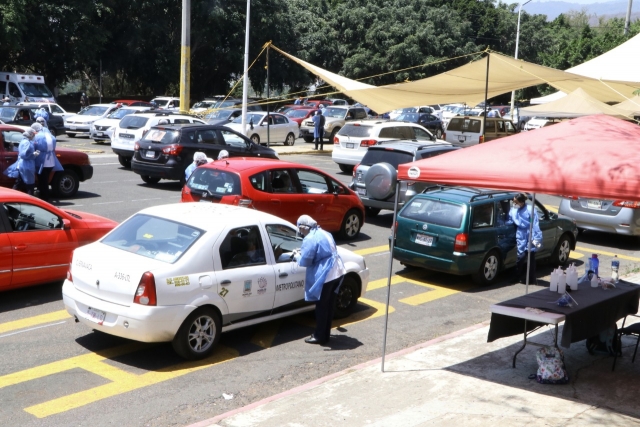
139;129;179;144
447;118;481;133
361;149;413;168
400;198;465;228
338;124;374;137
187;168;241;197
120;116;149;129
101;214;204;263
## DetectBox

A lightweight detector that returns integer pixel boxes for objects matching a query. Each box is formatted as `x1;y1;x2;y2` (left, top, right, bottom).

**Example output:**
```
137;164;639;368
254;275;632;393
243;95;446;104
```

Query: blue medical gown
7;138;37;184
34;130;63;173
508;205;542;255
298;227;345;301
185;163;197;181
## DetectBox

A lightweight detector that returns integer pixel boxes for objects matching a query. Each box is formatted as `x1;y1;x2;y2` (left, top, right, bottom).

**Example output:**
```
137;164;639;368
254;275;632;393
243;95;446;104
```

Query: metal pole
525;192;536;295
179;0;191;114
624;0;633;35
510;1;531;122
482;52;489;142
266;45;270;148
99;59;102;104
241;0;250;134
381;180;401;372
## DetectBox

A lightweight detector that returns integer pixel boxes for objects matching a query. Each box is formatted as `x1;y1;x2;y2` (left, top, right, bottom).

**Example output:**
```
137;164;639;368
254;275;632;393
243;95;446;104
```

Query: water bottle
611;255;620;283
557;271;566;294
589;254;599;277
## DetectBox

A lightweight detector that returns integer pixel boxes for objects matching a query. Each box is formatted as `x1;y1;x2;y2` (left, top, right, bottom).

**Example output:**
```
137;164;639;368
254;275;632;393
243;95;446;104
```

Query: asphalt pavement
190;273;640;427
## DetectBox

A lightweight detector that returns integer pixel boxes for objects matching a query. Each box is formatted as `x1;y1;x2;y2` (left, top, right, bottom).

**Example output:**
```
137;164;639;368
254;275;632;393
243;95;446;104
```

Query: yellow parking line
545;204;559;213
570;251;584;259
354;245;388;256
0;310;71;334
399;286;460;306
575;246;640;262
250;319;283;348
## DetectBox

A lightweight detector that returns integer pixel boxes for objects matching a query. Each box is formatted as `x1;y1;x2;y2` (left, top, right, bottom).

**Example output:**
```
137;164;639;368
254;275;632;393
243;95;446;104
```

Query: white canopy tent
519;88;630;119
529;91;566;105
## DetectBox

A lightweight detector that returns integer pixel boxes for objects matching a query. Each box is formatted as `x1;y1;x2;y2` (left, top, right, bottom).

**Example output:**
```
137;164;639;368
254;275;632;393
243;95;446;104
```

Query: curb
186;319;490;427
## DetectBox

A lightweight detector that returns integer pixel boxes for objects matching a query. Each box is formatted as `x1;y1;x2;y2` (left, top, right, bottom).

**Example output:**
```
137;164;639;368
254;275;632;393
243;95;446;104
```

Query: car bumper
112;147;134;157
62;280;192;343
332;147;367;166
90;129;113;141
392;245;482;275
66;124;91;134
79;165;93;181
558;199;640;236
131;159;182;181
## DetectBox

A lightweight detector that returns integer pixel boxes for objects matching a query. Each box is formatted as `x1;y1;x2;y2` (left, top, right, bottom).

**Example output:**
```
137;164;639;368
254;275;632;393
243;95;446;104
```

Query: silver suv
350;141;459;216
299;105;368;144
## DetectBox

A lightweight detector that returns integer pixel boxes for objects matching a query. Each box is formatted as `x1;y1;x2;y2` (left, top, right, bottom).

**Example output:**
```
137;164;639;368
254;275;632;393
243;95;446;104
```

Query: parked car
328;98;350;106
299;105;369;146
131;123;278;184
182;158;364;240
392;187;578;285
191;100;218;113
284;108;317;127
0;188;117;291
111;112;206;168
111;100;154;107
62;203;370;359
275;104;310;114
443;116;517;147
204;108;243;126
304;100;333;109
559;197;640;236
150;96;180;111
331;120;438;173
90;106;151;143
18;102;74;120
0;105;65;136
350;141;459;216
0;124;93;196
64;104;121;138
395;112;445;138
224;112;298;146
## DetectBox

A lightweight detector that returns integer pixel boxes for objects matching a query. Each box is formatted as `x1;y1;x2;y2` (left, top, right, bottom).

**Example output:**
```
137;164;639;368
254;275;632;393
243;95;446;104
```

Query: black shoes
304;335;327;345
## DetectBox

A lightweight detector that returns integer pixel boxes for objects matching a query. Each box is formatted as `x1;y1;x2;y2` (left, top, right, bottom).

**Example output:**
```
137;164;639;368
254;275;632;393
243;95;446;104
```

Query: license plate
415;234;434;246
97;132;103;136
357;188;366;196
458;136;465;143
587;199;603;210
346;143;355;149
69;126;76;130
87;307;106;325
145;150;155;158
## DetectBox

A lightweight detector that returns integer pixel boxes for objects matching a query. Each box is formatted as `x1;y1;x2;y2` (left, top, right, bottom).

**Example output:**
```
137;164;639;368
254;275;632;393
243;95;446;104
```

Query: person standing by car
509;193;542;284
5;129;39;195
32;122;62;202
80;93;89;109
312;109;325;150
184;152;208;181
295;215;346;345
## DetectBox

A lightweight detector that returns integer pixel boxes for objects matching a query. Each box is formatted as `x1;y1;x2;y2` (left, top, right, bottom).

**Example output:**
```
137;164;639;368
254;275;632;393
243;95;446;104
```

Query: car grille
95;125;110;131
118;133;134;139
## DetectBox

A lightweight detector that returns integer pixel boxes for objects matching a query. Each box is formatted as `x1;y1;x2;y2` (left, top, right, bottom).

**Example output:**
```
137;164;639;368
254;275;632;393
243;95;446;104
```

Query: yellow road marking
545;204;559;213
400;285;461;306
25;346;238;418
250;319;283;348
0;310;71;334
354;245;388;256
575;246;640;262
570;251;584;259
295;297;394;329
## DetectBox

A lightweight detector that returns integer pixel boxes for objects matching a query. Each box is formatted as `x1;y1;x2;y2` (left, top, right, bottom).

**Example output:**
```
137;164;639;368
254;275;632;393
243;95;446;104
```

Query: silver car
558;197;640;236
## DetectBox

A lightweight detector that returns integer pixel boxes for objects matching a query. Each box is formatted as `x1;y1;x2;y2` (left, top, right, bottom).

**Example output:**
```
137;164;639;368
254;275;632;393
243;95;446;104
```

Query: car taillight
353;163;360;177
391;221;398;239
133;272;157;306
333;136;339;145
442;133;446;140
454;233;468;252
142;129;149;138
563;195;579;200
162;144;183;156
360;139;377;147
66;253;73;282
613;201;640;208
134;142;140;151
479;135;484;144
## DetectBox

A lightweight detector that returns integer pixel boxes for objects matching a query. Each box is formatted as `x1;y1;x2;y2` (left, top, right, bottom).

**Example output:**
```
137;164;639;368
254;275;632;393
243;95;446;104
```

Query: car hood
65;209;118;230
337;246;365;271
66;114;103;123
92;118;120;127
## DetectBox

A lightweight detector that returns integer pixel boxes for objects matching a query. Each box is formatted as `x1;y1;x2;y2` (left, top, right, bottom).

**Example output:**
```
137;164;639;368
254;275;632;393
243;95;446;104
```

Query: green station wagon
392;187;578;285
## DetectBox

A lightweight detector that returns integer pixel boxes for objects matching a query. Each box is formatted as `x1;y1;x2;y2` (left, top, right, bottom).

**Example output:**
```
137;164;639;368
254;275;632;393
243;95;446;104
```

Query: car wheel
49;127;58;137
338;164;353;173
141;175;161;185
340;209;362;240
303;136;314;143
172;307;221;360
66;132;76;138
333;275;359;319
51;169;80;198
472;250;501;286
435;128;443;139
366;207;381;217
250;134;260;144
118;155;131;169
284;132;295;146
329;127;340;143
551;234;572;267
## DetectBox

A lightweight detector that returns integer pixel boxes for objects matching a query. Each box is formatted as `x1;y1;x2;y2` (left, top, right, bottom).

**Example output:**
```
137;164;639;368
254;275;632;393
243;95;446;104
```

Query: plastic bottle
591;274;599;288
567;265;578;291
589;254;599;277
550;269;558;292
557;271;566;294
611;255;620;283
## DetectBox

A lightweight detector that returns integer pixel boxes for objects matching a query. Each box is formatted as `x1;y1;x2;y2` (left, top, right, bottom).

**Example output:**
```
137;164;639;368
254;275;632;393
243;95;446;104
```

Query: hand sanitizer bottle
611;256;620;283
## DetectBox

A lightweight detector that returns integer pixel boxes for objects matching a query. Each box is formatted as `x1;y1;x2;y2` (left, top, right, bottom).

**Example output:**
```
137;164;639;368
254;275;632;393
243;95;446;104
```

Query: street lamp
510;0;531;122
241;0;250;134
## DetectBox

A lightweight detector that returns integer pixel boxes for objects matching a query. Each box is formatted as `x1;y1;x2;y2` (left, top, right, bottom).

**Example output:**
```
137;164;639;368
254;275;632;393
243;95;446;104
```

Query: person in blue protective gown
509;193;542;284
6;129;38;195
295;215;346;345
184;151;208;181
311;109;325;150
32;122;63;202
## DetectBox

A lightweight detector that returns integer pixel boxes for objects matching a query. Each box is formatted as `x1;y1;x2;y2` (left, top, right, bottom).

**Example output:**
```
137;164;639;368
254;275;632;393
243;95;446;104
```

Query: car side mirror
62;218;71;230
333;186;345;195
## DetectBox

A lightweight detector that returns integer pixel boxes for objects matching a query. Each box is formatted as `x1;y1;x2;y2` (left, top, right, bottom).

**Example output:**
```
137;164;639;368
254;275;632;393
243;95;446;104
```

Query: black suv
131;124;278;184
350;141;459;216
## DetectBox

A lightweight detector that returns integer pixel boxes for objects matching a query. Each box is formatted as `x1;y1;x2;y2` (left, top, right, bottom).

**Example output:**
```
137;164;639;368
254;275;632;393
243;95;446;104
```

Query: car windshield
323;107;347;119
18;82;53;97
79;106;109;116
396;113;419;122
187;168;241;197
215;100;239;109
101;214;204;264
0;107;17;121
447;117;482;132
361;149;413;168
338;124;373;137
285;109;311;118
140;129;179;144
193;101;215;109
107;108;138;119
206;109;234;120
2;129;23;148
232;113;264;124
400;198;466;228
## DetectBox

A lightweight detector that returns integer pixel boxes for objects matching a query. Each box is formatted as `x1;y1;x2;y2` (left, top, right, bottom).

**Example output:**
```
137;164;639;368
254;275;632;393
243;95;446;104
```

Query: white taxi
62;203;370;360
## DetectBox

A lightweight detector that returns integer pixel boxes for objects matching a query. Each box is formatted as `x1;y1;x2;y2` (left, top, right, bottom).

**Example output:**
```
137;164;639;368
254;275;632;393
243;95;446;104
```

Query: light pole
241;0;250;135
510;0;531;122
179;0;190;114
624;0;633;35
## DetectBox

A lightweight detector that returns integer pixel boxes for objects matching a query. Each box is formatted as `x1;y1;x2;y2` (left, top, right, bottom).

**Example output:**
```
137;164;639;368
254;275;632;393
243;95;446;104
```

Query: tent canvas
530;91;566;105
614;95;640;115
519;88;631;119
566;33;640;82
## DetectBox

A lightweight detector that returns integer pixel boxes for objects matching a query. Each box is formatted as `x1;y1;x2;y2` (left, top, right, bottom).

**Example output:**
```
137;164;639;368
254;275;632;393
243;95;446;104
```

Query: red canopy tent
380;115;640;370
398;115;640;201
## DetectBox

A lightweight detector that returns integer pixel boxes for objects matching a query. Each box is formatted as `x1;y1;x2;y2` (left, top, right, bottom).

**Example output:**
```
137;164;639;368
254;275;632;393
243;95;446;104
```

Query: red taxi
181;158;364;240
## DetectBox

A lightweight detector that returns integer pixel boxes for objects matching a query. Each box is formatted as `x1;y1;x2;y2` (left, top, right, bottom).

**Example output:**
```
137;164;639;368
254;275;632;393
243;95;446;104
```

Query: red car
181;158;364;240
0;188;117;291
275;104;310;114
111;99;154;107
304;100;333;109
285;108;317;127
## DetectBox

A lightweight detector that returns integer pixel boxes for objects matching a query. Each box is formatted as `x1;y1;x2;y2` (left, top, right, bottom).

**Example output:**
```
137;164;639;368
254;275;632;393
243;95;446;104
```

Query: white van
0;72;56;104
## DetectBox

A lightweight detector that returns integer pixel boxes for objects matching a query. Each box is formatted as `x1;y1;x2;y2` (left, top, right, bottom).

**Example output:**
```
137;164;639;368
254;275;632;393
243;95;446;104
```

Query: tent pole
381;180;401;372
525;193;536;295
483;52;489;142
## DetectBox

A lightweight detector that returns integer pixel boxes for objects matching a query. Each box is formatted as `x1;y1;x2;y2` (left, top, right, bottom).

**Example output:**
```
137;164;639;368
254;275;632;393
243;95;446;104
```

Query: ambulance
0;72;56;104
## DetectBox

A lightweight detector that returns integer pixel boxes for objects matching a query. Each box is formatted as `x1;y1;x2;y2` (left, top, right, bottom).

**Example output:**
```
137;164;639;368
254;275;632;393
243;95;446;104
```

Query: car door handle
279;272;288;278
14;245;27;251
220;280;231;285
